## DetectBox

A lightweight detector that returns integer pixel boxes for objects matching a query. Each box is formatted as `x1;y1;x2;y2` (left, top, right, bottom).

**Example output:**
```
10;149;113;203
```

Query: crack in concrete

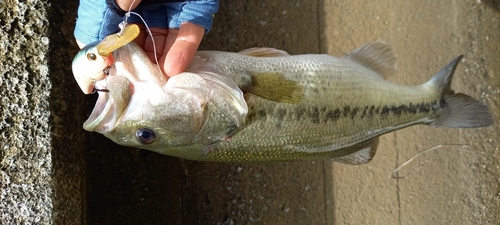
395;132;402;225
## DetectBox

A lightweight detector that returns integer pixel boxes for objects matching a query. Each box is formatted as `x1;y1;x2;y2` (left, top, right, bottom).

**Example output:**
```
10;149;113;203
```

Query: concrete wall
1;0;84;224
0;0;498;224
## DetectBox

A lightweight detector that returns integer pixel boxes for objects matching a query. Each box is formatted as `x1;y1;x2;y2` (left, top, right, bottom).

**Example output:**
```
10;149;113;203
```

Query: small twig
390;144;469;179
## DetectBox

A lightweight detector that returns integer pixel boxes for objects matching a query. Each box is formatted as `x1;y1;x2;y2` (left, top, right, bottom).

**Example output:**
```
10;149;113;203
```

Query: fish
72;40;494;163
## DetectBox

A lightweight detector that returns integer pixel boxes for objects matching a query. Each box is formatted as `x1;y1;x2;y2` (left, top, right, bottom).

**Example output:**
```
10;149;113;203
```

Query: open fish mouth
83;91;109;131
83;76;132;132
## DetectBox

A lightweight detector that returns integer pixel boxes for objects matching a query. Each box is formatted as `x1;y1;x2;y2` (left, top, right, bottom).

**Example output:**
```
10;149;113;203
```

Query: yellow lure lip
96;24;140;57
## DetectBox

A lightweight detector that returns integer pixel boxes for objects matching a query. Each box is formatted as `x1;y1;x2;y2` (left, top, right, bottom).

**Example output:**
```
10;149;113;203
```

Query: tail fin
430;55;493;128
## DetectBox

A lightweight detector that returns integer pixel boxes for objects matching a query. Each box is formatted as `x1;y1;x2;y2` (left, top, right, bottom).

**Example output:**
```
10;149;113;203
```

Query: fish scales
72;41;493;163
161;52;442;162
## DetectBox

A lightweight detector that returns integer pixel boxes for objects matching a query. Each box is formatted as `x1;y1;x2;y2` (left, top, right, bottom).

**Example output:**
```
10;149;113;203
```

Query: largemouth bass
72;40;493;163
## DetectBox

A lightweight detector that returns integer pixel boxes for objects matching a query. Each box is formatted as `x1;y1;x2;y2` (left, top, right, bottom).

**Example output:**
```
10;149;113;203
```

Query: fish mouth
83;91;109;132
83;76;132;133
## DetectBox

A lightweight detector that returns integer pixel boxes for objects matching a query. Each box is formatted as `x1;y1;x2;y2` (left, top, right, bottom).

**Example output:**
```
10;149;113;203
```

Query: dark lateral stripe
265;100;440;127
391;105;404;116
276;108;287;127
350;107;359;119
343;106;350;117
292;101;441;124
360;106;369;118
296;107;306;120
325;109;341;122
381;106;390;116
368;105;376;117
311;107;320;124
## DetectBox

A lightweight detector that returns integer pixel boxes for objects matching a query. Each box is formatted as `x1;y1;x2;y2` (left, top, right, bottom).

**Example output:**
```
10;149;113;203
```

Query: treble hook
90;66;111;94
103;66;110;76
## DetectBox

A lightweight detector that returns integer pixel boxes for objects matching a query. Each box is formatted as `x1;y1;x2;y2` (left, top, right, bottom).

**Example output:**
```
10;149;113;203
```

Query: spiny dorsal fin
245;72;303;103
332;138;379;165
238;47;290;57
342;41;398;78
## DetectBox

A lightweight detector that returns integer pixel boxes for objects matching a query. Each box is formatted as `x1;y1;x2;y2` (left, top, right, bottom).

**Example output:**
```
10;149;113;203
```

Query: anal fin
332;138;379;165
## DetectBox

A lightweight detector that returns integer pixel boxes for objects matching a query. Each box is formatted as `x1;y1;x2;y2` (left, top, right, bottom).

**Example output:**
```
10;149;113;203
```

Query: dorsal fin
245;72;303;103
342;41;398;78
332;138;379;165
238;47;290;57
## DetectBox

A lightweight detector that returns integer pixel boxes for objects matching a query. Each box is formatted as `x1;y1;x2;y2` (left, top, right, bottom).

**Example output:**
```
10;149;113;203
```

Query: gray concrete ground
0;0;499;224
325;1;500;224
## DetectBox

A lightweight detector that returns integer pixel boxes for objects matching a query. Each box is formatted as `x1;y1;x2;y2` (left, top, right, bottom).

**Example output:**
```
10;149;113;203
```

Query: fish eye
135;128;157;144
87;52;97;61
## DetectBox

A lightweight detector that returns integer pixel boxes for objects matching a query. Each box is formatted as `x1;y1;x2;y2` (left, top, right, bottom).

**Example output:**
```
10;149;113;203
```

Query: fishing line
119;0;162;72
92;1;162;94
390;144;469;179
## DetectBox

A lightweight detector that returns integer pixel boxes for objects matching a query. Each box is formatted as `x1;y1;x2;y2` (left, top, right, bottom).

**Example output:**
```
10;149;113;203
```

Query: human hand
134;22;205;77
76;21;204;77
113;0;205;77
73;0;217;92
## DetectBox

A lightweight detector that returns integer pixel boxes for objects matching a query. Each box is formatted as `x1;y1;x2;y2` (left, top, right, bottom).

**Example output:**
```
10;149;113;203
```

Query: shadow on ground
483;0;500;11
50;1;334;224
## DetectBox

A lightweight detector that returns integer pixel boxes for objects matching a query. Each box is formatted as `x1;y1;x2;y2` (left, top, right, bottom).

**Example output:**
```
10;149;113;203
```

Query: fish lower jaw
83;92;115;132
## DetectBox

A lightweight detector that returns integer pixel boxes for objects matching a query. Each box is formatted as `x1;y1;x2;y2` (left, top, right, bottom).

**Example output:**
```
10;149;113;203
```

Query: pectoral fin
332;138;379;165
245;72;303;104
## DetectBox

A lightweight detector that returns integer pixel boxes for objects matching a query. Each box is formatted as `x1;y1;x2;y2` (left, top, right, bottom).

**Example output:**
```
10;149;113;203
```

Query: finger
143;27;169;64
163;22;205;77
115;0;142;11
157;28;178;73
133;23;147;48
76;39;86;49
163;28;178;55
